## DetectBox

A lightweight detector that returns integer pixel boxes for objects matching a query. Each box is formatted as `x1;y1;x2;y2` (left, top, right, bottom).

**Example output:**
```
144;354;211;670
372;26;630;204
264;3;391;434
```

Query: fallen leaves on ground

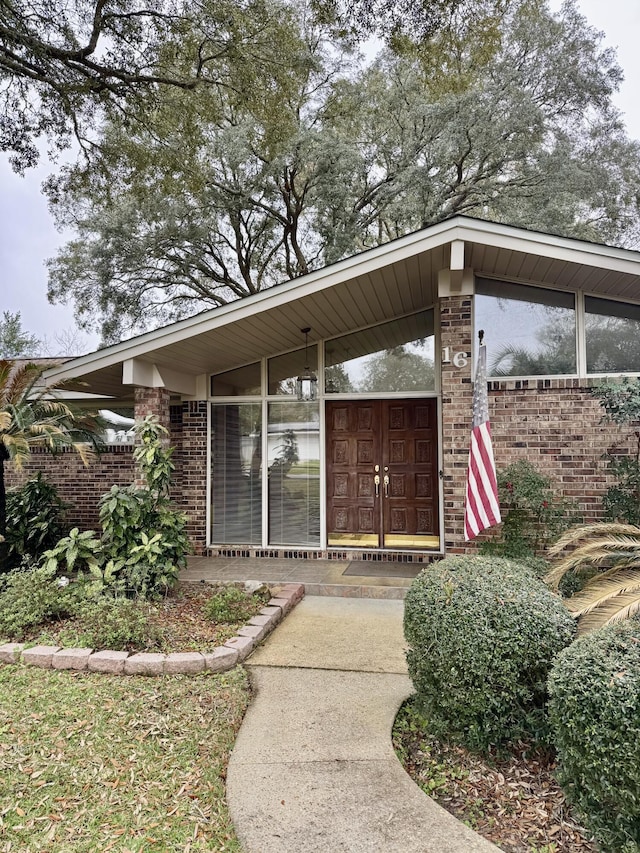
393;701;597;853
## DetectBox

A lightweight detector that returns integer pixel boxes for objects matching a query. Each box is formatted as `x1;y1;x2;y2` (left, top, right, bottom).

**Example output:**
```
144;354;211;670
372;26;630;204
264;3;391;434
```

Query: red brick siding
5;446;135;531
171;401;208;555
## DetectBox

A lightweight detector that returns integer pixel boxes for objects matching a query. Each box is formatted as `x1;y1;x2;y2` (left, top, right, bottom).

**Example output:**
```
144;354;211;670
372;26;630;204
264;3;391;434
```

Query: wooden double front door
326;400;439;550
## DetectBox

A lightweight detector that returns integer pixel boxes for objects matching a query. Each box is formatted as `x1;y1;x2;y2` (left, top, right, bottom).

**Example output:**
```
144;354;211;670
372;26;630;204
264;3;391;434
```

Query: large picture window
268;401;320;546
211;403;262;544
324;311;435;394
585;296;640;374
475;279;576;376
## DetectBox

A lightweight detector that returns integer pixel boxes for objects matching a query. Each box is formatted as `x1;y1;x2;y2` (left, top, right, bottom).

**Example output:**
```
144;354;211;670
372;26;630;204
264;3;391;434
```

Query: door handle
374;473;380;497
383;473;389;498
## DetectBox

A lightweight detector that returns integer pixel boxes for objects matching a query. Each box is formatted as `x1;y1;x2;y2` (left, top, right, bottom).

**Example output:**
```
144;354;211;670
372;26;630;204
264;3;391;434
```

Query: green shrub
4;474;68;570
0;566;81;640
404;556;576;753
203;585;262;624
65;598;163;651
480;460;579;560
548;618;640;853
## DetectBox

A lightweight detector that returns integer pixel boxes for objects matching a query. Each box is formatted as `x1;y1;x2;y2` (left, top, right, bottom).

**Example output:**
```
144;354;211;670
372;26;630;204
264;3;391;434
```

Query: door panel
326;400;439;550
326;402;380;547
381;400;439;549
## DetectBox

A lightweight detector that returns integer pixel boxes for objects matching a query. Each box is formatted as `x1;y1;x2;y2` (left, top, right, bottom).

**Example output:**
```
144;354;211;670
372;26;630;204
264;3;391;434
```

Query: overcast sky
1;0;639;354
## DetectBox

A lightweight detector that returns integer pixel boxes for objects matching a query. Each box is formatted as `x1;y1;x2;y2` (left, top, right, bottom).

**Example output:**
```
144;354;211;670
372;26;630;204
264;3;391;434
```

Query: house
11;216;640;564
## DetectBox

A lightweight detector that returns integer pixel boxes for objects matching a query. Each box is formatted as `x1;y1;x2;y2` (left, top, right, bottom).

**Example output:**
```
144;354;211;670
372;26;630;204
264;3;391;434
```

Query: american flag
464;339;501;541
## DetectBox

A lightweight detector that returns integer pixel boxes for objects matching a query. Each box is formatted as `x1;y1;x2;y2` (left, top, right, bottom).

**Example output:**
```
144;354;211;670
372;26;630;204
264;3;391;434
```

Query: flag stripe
464;344;501;541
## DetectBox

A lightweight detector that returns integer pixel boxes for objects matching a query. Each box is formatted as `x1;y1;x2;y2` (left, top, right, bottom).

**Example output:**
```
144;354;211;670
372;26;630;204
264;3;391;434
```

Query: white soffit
44;217;640;394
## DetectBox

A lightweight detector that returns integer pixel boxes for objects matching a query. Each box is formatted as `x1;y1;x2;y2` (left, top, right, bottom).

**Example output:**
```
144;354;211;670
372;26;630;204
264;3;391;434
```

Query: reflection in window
586;296;640;374
268;345;318;396
211;403;262;544
476;279;576;376
211;362;261;396
268;402;320;546
324;311;435;394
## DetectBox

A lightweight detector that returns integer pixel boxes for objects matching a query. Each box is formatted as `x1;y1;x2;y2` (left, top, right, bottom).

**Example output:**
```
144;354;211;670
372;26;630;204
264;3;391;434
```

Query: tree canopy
42;0;640;342
0;0;322;171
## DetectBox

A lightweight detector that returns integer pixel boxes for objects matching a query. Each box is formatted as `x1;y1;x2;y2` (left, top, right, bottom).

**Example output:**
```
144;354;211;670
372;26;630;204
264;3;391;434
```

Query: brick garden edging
0;583;305;677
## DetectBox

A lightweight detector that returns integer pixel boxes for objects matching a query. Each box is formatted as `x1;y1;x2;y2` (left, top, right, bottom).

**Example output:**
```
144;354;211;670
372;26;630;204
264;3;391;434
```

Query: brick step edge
0;583;304;677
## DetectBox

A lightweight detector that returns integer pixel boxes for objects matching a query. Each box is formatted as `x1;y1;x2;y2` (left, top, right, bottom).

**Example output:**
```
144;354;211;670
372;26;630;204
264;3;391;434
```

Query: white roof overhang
44;216;640;400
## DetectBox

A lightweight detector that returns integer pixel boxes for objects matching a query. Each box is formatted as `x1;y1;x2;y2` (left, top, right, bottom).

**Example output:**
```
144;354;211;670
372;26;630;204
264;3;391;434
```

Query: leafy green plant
42;416;190;600
98;416;190;598
203;585;265;624
548;617;640;852
547;522;640;633
62;597;163;651
4;473;68;570
479;460;578;561
404;556;576;753
41;527;102;575
0;565;81;639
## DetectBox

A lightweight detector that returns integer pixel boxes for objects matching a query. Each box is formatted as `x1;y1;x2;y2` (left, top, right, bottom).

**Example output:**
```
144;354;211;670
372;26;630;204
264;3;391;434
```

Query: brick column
134;386;171;427
440;296;473;554
133;386;171;486
173;401;208;555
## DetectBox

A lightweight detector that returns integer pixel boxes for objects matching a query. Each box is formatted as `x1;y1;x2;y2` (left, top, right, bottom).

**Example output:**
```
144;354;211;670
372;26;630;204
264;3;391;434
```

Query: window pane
211;403;262;544
475;279;576;376
268;402;320;546
586;296;640;373
324;311;435;393
211;362;261;396
268;345;318;396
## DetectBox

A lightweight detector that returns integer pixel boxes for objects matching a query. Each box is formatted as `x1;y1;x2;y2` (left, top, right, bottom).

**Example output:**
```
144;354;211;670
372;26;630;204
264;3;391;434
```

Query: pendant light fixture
296;327;318;401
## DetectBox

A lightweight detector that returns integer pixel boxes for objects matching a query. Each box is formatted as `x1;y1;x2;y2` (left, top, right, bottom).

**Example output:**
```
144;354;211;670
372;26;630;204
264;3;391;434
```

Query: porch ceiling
46;217;640;400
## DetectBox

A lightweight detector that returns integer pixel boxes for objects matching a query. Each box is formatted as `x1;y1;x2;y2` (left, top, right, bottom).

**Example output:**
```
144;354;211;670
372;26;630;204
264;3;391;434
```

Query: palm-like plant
0;359;99;570
546;522;640;634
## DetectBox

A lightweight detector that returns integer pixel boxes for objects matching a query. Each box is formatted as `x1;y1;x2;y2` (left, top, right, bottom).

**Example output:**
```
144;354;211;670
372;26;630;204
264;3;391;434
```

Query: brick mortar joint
0;584;304;676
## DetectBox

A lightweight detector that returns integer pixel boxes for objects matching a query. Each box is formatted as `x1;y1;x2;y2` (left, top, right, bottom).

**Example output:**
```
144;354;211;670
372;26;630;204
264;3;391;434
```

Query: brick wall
488;377;632;521
171;401;208;554
5;446;135;530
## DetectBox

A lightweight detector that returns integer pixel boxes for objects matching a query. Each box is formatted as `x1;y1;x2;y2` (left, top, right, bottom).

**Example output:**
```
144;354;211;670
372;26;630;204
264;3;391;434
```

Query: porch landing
180;556;422;598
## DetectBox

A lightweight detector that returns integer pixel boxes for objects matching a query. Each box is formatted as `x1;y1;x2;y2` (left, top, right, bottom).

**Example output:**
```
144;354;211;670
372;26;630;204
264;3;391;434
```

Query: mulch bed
394;713;597;853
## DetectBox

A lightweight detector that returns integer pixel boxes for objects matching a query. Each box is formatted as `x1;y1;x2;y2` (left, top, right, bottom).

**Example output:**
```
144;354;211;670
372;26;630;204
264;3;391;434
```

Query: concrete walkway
226;596;499;852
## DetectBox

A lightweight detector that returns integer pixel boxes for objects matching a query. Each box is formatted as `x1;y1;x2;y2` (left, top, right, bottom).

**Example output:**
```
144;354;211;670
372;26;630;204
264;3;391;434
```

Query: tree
0;359;98;571
0;312;40;358
0;0;321;171
47;0;640;342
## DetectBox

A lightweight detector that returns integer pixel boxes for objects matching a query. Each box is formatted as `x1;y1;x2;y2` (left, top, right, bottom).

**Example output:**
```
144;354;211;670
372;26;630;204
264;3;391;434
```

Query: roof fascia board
455;220;640;275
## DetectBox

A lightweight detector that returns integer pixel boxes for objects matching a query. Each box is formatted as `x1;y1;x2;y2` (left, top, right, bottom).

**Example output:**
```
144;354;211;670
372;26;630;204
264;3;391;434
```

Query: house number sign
441;347;469;368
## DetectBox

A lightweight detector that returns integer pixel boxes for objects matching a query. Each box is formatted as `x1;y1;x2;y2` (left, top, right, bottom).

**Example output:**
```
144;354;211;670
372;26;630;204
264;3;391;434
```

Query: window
268;346;318;396
211;403;262;544
585;296;640;374
475;279;576;376
211;362;261;396
324;311;435;394
268;401;320;546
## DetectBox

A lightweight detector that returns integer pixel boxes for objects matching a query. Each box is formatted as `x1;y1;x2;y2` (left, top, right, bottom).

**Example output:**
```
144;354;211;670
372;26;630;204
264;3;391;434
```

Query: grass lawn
0;666;249;852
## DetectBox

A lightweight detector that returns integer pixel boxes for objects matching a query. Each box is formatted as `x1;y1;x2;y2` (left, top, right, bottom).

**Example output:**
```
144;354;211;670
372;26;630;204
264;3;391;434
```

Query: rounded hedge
548;618;640;853
404;555;576;752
